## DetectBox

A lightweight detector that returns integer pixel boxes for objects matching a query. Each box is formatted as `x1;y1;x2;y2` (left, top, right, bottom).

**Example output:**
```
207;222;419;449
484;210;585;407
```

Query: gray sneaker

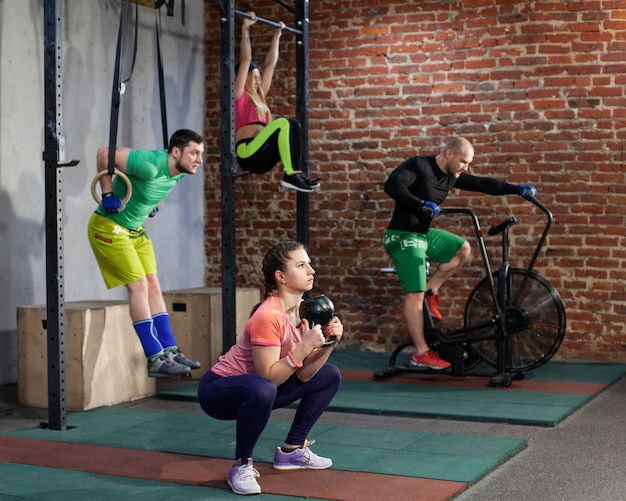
167;348;201;369
147;353;191;378
273;440;332;470
228;458;261;495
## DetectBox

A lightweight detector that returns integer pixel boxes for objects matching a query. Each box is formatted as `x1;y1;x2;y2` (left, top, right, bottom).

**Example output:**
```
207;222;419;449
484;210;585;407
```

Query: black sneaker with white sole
280;173;314;193
304;175;321;189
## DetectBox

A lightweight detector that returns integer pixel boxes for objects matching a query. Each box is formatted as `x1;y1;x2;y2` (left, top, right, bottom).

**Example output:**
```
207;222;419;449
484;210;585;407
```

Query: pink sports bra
235;92;268;132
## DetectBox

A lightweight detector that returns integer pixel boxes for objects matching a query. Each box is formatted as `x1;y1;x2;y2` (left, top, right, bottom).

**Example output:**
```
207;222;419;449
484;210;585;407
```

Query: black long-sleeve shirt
384;155;520;233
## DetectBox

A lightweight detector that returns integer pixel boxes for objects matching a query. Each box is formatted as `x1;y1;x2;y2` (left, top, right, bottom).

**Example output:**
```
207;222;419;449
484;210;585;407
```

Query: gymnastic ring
90;169;132;208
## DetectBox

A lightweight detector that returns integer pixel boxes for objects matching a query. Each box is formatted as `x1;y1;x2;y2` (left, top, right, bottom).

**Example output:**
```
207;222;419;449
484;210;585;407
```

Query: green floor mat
333;350;626;384
0;463;297;500
157;351;626;426
519;360;626;384
326;380;590;426
5;406;525;485
156;381;593;426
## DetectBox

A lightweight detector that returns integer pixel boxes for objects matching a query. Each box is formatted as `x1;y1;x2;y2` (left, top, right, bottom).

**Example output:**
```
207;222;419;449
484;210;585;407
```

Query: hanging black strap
155;7;169;149
107;0;139;176
154;0;187;148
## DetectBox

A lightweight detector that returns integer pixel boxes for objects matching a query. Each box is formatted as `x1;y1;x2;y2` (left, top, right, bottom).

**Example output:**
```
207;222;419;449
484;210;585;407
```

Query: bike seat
488;216;519;236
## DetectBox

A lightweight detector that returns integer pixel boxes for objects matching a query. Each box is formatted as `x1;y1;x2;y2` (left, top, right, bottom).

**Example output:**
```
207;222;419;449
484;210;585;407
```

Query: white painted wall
0;0;206;384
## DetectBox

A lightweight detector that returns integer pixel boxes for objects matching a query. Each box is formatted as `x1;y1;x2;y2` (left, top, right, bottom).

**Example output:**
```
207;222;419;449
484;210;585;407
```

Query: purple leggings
197;364;341;460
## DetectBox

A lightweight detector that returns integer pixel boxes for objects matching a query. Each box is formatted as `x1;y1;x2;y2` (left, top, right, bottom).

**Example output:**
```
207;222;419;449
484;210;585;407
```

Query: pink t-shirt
235;92;268;132
210;295;302;377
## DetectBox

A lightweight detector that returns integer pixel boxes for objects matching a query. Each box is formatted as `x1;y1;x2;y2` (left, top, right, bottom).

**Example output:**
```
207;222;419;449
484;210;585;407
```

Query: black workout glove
102;192;123;214
420;200;440;219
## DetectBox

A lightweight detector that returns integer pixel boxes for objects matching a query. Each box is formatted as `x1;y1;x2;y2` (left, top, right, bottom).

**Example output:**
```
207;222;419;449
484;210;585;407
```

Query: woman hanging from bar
235;11;320;193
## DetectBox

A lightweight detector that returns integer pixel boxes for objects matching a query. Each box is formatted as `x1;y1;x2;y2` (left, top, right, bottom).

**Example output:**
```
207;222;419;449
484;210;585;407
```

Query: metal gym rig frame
219;0;310;353
41;0;310;430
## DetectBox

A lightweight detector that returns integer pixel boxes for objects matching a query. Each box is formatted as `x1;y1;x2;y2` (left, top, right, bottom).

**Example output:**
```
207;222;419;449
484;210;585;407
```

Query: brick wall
203;1;626;361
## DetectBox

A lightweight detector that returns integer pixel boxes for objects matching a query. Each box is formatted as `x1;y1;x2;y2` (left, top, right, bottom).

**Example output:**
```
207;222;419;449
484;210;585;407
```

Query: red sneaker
425;290;443;320
410;349;451;370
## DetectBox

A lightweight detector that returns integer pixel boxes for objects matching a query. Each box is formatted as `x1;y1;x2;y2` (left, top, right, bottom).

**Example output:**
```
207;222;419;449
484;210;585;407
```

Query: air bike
374;194;566;387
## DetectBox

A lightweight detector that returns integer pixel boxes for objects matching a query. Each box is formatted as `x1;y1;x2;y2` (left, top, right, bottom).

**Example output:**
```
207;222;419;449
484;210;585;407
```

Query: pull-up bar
234;9;302;35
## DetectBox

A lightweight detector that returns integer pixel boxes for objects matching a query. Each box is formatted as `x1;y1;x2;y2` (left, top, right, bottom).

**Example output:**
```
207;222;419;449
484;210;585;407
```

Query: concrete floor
1;374;625;501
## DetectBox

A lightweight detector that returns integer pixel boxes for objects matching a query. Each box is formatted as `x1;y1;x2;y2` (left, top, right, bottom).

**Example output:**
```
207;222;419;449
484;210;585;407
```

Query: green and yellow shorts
87;213;157;289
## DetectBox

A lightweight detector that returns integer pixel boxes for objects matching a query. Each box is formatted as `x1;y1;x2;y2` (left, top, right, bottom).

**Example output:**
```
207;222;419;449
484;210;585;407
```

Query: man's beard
176;160;194;174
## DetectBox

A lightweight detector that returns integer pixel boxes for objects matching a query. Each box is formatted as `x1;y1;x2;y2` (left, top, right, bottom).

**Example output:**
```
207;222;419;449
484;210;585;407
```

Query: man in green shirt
88;129;205;377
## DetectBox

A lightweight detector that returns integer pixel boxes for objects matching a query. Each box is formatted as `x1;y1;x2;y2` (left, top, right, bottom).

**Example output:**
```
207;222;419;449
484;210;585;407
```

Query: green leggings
236;117;302;175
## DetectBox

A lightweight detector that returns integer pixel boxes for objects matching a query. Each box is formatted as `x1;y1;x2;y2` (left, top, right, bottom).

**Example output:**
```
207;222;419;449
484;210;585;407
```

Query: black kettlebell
299;294;336;348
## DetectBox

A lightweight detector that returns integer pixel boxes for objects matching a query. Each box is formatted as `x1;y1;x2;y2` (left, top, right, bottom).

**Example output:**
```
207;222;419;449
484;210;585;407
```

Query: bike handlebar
522;195;553;273
438;195;553;276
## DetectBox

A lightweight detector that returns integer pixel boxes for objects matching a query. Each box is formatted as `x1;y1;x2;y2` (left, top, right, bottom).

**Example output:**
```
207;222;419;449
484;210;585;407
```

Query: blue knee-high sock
133;319;164;359
152;312;177;351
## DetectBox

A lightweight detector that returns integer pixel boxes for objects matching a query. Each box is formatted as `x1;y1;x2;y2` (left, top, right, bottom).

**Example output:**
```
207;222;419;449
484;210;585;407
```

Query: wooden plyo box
162;287;260;379
17;301;157;411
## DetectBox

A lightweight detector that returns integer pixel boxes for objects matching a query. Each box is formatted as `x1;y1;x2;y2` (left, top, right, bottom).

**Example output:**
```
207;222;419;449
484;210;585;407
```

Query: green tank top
95;149;186;230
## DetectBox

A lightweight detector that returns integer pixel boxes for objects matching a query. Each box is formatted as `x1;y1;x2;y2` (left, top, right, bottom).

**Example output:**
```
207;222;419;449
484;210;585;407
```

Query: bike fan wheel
463;268;566;372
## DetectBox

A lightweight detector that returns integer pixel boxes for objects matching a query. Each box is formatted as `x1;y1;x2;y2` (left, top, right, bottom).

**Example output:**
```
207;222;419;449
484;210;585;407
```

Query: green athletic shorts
383;228;466;293
87;213;157;289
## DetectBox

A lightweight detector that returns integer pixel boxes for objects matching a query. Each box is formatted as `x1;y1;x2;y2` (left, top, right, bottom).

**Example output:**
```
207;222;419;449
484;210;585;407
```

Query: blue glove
421;200;440;218
102;192;123;214
519;185;537;198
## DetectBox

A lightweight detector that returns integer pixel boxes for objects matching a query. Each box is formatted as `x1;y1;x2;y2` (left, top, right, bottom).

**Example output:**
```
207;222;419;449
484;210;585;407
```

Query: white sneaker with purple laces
273;440;332;470
228;458;261;495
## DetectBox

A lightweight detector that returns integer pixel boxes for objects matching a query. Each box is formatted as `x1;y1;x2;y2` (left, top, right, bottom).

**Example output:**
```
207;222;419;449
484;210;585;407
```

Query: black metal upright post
42;0;78;431
219;0;238;352
295;0;309;247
